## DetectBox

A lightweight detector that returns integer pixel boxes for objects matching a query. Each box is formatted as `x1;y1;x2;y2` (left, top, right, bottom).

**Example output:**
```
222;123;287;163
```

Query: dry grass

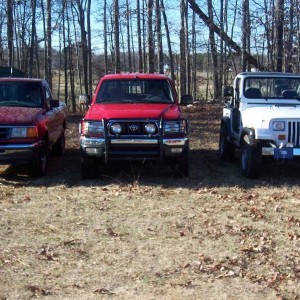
1;103;300;299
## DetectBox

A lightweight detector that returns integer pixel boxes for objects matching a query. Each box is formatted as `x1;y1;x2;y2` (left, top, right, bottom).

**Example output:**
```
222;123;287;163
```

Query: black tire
240;135;261;179
175;146;189;177
28;145;48;177
52;131;65;156
81;156;98;179
219;124;235;161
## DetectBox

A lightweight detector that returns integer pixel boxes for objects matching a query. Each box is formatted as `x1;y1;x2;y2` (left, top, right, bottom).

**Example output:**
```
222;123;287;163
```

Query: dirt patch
1;103;300;299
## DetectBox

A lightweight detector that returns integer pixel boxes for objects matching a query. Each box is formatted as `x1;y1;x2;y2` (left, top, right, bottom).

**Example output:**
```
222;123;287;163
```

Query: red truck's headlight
11;127;38;138
163;121;187;134
82;121;104;135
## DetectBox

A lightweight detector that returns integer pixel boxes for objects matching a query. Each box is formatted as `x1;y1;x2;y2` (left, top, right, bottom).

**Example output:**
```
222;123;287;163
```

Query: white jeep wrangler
219;72;300;178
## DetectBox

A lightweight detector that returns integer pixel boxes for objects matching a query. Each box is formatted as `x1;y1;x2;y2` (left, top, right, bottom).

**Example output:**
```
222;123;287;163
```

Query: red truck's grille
0;127;10;140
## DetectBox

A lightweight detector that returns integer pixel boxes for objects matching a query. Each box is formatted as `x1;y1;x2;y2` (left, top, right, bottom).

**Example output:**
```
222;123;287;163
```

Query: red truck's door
43;84;64;145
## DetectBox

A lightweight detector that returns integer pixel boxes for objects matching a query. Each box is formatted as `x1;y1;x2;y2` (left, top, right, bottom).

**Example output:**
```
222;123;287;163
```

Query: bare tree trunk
207;0;220;99
137;0;143;72
114;0;121;73
7;0;14;70
75;0;88;94
29;0;37;77
285;0;294;72
185;0;191;94
46;0;52;87
187;0;259;69
155;0;163;73
161;0;175;80
103;0;108;74
191;11;197;101
180;0;187;96
62;0;68;107
275;0;284;72
87;0;92;97
242;0;250;71
147;0;155;73
126;0;132;72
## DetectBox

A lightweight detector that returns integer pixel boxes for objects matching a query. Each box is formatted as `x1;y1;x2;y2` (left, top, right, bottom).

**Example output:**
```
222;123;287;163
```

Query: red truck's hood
0;107;42;125
86;103;182;120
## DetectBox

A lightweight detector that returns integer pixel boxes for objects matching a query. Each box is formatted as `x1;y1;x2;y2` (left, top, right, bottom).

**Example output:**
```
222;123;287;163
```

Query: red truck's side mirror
50;99;59;108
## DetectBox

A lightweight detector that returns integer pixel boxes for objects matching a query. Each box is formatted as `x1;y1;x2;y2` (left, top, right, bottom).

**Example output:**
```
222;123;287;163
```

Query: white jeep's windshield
96;79;174;104
244;77;300;100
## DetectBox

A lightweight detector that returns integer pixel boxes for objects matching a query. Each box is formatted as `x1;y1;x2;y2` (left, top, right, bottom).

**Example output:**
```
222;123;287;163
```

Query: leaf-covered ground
1;103;300;299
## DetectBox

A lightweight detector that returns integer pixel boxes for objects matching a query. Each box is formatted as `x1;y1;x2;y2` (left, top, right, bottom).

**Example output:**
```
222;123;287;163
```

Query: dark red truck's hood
0;107;42;125
85;103;183;120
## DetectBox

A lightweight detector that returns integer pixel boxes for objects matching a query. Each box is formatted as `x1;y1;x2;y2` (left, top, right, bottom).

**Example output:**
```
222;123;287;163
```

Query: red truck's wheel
52;131;65;156
81;157;98;179
28;145;48;177
175;146;189;177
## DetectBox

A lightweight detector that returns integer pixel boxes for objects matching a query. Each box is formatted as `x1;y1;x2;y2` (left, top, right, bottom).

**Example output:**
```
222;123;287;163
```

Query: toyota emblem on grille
129;124;139;132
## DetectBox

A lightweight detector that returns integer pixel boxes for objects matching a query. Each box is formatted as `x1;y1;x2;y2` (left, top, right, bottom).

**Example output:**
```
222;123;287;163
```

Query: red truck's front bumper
0;141;44;165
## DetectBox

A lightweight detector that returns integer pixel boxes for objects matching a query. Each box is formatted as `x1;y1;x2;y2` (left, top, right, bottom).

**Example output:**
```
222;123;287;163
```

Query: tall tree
28;0;37;77
180;0;187;96
87;0;92;97
207;0;220;98
241;0;250;71
75;0;89;94
126;0;132;72
161;0;175;80
46;0;52;87
155;0;163;73
187;0;259;69
7;0;14;69
275;0;284;72
137;0;143;72
114;0;121;73
147;0;155;73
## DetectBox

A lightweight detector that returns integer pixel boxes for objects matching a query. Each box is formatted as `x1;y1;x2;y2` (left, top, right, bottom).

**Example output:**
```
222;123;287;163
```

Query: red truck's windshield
0;81;42;108
96;79;174;104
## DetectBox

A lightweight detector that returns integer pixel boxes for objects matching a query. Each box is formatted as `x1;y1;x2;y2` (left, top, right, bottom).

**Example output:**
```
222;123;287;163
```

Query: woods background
1;0;300;111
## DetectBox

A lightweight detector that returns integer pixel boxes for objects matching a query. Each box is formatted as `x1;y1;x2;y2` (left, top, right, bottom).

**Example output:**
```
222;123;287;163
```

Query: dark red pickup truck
0;78;67;177
79;73;191;179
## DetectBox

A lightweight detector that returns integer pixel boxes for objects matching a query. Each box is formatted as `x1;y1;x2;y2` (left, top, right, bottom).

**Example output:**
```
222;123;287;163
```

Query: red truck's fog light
171;148;183;153
145;122;157;134
111;123;122;134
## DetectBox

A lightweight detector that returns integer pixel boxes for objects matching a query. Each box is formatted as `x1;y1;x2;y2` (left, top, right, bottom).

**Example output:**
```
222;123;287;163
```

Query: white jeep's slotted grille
288;121;300;146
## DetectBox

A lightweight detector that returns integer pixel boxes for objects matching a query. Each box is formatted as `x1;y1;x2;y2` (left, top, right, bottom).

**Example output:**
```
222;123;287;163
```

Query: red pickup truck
0;78;67;177
79;73;191;179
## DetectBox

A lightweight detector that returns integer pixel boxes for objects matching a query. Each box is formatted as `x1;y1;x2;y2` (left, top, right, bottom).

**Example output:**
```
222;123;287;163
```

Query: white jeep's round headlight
111;123;122;134
273;121;285;131
144;122;157;134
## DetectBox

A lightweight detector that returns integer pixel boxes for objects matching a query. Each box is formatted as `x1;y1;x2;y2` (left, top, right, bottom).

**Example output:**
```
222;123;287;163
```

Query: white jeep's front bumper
262;147;300;158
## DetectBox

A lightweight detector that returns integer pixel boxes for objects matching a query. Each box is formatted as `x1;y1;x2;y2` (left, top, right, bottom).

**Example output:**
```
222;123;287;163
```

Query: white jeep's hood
242;105;300;128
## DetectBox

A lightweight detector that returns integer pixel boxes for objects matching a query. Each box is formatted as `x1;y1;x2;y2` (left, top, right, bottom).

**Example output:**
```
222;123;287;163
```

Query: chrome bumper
262;147;300;156
80;136;188;157
0;142;42;164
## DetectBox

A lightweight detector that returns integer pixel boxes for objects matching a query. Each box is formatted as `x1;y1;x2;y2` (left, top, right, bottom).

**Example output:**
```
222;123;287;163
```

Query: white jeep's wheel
240;135;261;178
219;124;235;161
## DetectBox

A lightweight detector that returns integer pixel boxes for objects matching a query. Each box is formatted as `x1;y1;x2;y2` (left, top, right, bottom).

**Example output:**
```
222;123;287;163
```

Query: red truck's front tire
28;144;48;177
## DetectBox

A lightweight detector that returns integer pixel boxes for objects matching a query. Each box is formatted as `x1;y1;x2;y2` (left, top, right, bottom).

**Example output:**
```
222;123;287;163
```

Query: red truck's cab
79;73;191;178
0;78;67;177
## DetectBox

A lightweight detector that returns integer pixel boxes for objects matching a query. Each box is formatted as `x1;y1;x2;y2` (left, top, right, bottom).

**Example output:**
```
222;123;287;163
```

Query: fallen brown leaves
1;104;300;299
